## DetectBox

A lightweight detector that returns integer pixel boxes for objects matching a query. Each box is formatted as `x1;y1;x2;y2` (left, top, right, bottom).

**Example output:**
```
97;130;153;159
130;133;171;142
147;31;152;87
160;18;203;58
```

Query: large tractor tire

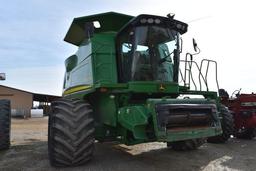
167;138;205;151
0;100;11;150
235;128;256;140
207;105;234;143
48;99;95;167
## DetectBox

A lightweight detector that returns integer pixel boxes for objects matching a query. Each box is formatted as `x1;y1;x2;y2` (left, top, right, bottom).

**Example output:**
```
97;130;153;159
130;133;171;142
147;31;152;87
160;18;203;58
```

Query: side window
122;43;132;53
165;40;177;54
121;43;132;63
136;45;148;52
134;45;150;65
158;40;176;62
64;42;93;90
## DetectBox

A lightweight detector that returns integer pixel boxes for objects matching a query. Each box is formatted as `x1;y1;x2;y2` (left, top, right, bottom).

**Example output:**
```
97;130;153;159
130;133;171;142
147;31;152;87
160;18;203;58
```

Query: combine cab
48;12;233;167
220;89;256;139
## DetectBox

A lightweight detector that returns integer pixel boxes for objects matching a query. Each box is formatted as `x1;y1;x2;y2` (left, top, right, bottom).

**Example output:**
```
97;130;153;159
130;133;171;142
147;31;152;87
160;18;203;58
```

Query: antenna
187;16;212;23
167;13;175;19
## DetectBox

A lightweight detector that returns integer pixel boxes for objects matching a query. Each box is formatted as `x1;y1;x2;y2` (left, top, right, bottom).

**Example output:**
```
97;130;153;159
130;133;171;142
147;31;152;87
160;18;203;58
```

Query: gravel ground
0;117;255;171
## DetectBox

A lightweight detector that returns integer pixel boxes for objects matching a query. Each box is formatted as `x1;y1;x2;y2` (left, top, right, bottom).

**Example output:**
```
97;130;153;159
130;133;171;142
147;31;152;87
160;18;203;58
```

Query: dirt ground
0;118;256;171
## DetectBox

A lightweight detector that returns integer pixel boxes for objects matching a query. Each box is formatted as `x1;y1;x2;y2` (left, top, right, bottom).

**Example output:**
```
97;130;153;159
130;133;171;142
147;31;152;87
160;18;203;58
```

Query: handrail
199;59;219;92
180;57;219;92
180;60;208;91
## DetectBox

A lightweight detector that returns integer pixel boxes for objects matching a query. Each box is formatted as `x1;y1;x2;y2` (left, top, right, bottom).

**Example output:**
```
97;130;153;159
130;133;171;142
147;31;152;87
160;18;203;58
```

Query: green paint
91;33;117;84
64;12;134;46
128;81;179;93
62;12;223;146
118;106;149;140
146;98;222;142
97;94;117;126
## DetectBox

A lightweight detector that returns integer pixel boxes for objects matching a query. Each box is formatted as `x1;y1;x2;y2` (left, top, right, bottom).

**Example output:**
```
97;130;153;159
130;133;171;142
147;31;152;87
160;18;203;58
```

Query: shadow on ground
0;138;255;171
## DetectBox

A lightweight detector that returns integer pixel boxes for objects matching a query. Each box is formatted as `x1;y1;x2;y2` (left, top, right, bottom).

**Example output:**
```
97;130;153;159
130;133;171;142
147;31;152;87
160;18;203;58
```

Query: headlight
140;18;161;24
140;18;147;24
155;19;161;24
147;18;154;24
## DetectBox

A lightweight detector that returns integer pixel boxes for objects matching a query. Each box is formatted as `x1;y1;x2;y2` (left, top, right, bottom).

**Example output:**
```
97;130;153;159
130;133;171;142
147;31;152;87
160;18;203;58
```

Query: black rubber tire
207;105;234;143
235;128;256;140
0;99;11;150
167;138;205;151
48;99;95;167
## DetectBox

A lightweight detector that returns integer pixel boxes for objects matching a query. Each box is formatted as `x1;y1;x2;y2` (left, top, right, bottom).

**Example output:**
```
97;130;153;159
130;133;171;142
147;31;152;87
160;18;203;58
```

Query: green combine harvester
48;12;233;167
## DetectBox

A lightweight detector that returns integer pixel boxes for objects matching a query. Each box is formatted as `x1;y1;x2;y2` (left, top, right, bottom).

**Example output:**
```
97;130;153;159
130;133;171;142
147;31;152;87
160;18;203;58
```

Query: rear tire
167;138;205;151
48;99;95;167
0;100;11;150
207;105;234;143
235;128;256;139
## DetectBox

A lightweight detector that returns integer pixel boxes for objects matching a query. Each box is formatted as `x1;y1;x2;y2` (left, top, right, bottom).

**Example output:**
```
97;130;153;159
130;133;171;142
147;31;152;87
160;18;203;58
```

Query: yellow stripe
63;85;92;95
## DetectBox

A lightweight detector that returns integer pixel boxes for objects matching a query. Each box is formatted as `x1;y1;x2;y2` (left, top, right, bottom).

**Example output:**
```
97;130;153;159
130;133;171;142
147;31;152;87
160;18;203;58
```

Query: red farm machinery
219;89;256;139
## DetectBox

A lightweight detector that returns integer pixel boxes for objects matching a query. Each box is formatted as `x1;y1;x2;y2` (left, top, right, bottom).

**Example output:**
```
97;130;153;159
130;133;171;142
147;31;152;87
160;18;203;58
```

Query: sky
0;0;256;96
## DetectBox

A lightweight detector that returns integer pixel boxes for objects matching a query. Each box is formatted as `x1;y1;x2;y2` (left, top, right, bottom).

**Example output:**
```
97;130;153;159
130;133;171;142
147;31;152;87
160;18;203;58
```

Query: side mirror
179;37;183;53
192;38;198;52
193;38;198;52
0;73;6;80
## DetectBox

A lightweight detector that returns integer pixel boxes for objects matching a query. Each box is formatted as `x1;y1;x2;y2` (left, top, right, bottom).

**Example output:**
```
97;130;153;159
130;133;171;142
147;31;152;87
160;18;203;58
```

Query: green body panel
91;33;117;84
64;12;133;46
63;40;93;91
146;98;221;141
62;12;223;146
118;106;150;140
128;82;179;93
63;33;117;93
96;94;117;127
164;127;222;142
64;82;222;145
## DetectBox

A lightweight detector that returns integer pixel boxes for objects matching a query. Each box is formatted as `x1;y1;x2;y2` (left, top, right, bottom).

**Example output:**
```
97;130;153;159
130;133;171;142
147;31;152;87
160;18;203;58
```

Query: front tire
48;99;95;167
167;138;205;151
207;105;234;143
0;100;11;150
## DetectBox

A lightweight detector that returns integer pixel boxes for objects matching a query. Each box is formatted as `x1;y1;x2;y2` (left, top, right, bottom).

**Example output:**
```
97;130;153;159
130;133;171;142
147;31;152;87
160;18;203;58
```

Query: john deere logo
159;84;165;91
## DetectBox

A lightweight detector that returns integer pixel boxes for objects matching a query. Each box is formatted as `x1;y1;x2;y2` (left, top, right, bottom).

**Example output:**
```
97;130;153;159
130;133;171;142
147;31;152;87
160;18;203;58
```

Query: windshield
117;25;180;82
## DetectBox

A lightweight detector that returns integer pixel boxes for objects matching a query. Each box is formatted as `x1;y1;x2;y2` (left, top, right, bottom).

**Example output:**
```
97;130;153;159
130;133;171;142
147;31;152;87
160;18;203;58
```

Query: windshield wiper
158;52;173;64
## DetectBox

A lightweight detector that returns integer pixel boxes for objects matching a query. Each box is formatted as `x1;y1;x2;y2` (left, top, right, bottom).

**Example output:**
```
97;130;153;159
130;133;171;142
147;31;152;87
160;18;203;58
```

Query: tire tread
207;105;234;143
0;100;11;150
168;138;205;151
48;99;95;167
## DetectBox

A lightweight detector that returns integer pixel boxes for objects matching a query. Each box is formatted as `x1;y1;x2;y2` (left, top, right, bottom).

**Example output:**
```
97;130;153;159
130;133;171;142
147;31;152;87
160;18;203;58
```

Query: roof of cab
64;12;134;46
